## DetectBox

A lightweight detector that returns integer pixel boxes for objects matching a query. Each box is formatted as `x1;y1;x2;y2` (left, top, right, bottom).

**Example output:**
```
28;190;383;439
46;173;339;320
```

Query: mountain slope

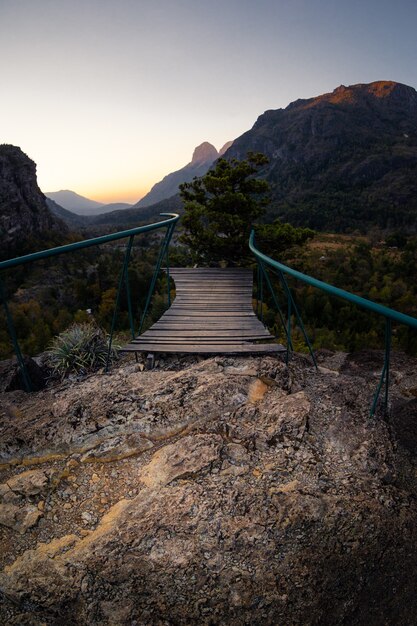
89;195;183;228
45;198;89;227
0;145;68;258
135;141;230;208
223;81;417;232
44;190;105;215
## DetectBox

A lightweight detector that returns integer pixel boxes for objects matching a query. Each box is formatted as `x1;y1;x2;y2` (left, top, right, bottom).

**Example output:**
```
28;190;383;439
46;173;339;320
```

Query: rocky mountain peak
0;144;67;258
218;140;234;156
225;80;417;232
190;141;219;165
135;141;221;208
294;80;417;111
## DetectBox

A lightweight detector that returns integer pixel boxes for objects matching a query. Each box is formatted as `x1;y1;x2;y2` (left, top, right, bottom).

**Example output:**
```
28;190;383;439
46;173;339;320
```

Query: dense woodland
0;232;178;359
259;232;417;355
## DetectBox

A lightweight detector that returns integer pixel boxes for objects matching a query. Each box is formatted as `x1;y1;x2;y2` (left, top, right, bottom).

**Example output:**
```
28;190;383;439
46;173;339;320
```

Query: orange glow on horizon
86;187;149;205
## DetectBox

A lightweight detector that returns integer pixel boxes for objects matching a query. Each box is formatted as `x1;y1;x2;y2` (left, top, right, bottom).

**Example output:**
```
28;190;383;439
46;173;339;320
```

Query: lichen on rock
0;352;416;624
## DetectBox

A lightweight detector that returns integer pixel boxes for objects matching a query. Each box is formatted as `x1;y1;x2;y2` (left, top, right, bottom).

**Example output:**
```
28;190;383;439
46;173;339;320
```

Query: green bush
45;323;118;378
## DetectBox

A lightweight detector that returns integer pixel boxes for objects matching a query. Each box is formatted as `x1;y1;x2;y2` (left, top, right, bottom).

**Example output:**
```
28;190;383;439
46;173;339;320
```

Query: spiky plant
45;323;119;378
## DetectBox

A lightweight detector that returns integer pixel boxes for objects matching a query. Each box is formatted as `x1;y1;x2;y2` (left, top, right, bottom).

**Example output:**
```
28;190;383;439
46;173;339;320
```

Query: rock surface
0;144;67;257
0;356;47;393
0;351;416;624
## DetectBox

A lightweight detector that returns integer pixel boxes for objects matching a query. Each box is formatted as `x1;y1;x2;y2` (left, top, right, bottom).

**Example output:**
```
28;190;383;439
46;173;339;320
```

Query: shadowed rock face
0;144;67;257
0;351;416;624
223;81;417;231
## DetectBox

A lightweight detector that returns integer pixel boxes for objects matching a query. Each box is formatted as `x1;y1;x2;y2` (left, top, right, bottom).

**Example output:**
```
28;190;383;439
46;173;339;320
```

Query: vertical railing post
286;283;292;364
137;223;175;336
0;277;32;391
259;261;293;351
106;235;135;372
384;318;391;410
370;317;392;416
125;260;135;341
278;270;317;368
259;262;264;323
255;263;260;316
166;245;171;307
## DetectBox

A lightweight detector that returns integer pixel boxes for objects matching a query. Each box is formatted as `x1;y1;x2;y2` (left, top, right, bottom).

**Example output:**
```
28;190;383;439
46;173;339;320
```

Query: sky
1;0;417;204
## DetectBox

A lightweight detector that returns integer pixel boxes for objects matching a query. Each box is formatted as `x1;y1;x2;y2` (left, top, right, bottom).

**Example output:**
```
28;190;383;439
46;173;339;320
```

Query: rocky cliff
0;145;68;258
0;349;416;624
135;141;232;208
223;81;417;232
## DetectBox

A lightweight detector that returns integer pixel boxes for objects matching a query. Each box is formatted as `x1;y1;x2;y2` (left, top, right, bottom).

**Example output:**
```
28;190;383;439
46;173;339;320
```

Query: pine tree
180;152;269;266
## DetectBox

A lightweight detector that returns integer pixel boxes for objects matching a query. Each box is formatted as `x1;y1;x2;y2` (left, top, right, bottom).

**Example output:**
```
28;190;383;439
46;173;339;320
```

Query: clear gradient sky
1;0;417;204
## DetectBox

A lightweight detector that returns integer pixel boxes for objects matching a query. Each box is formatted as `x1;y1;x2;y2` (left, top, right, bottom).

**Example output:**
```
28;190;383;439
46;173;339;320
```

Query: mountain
99;202;132;213
45;198;88;227
218;140;234;156
223;81;417;232
44;190;105;215
135;141;232;208
0;145;68;258
88;195;183;229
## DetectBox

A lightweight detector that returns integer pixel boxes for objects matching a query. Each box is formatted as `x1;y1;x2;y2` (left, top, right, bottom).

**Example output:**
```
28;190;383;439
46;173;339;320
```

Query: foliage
45;323;118;378
180;152;270;266
255;220;315;260
0;241;170;359
258;234;417;356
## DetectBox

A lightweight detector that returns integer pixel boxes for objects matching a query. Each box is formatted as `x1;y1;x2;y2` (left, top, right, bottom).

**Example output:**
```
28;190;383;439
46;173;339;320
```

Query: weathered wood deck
121;267;285;354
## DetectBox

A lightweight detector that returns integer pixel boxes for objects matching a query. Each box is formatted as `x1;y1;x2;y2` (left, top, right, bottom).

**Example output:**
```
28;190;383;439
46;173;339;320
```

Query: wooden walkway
121;268;285;355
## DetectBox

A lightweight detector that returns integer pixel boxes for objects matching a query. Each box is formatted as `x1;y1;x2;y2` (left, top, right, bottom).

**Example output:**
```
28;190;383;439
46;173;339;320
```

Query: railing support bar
259;261;293;351
259;262;264;323
106;235;134;372
255;264;260;316
0;278;32;391
370;317;392;416
124;250;136;341
138;223;175;336
278;270;317;369
166;245;171;307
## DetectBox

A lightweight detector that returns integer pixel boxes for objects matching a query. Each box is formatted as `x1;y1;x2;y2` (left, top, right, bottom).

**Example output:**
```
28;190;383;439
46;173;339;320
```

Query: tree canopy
180;152;314;266
180;152;270;266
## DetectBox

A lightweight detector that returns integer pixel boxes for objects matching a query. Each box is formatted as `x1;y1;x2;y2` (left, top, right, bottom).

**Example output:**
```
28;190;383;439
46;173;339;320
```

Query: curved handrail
0;213;180;270
249;229;417;414
249;230;417;330
1;213;180;390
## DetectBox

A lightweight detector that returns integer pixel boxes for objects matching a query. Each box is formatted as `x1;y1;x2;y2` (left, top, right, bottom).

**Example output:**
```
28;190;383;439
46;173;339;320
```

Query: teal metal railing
249;230;417;415
0;213;180;390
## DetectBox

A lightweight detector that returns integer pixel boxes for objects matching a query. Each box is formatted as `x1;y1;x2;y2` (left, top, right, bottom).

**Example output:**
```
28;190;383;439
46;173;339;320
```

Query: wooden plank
151;320;265;326
120;267;281;356
152;318;264;330
132;334;272;340
136;337;272;344
122;343;285;354
134;327;271;337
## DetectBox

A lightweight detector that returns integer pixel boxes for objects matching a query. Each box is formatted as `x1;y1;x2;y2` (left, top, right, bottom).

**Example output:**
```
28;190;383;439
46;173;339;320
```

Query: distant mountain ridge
44;190;134;217
134;141;233;208
223;80;417;232
44;190;105;215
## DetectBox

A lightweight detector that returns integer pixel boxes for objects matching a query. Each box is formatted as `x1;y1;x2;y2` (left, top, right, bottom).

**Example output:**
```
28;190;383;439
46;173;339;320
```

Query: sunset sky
1;0;417;204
